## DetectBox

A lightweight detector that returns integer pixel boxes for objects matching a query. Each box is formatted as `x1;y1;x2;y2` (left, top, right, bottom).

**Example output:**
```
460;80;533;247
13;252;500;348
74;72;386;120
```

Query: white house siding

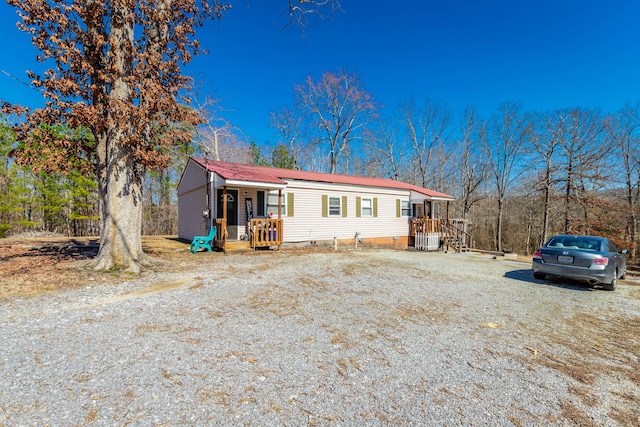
177;185;209;241
177;159;207;196
177;160;211;241
281;180;411;243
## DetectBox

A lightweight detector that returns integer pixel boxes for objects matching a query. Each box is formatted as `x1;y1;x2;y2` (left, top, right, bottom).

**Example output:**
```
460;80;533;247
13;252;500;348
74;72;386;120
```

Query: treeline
3;93;640;257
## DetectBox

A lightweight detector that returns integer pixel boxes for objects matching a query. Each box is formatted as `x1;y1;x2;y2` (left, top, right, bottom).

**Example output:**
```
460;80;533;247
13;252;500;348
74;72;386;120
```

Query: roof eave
217;178;287;190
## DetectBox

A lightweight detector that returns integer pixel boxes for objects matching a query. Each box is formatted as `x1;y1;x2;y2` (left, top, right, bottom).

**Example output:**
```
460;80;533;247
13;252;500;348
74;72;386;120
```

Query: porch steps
442;236;470;253
224;240;253;253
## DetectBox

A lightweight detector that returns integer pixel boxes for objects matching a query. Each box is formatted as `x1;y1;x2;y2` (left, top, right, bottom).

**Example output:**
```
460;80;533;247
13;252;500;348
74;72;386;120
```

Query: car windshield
546;237;600;251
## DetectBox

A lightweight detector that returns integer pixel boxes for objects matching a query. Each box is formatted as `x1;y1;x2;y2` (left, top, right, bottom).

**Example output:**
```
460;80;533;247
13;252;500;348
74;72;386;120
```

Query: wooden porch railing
440;221;474;252
410;218;441;235
250;218;283;248
213;218;227;251
409;218;474;252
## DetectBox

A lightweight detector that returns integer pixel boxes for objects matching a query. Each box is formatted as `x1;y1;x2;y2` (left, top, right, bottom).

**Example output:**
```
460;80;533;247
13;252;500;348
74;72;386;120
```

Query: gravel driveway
1;250;639;426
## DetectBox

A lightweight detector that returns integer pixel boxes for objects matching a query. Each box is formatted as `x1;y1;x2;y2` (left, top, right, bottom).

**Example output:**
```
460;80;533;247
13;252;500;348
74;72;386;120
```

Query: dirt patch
0;235;197;300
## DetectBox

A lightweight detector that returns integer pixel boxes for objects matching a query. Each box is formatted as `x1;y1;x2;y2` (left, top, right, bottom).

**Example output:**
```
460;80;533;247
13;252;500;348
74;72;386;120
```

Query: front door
217;189;238;240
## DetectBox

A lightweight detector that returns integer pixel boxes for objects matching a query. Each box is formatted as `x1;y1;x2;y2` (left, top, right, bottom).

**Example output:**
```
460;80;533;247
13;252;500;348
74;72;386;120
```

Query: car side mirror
621;249;629;254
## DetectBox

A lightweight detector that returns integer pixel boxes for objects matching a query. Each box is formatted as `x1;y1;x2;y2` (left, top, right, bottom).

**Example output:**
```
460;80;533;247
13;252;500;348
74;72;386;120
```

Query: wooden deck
213;218;283;252
410;218;474;252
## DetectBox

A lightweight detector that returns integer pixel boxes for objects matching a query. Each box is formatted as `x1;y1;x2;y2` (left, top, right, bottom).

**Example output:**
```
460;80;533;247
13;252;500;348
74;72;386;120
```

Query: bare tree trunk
496;198;504;252
541;165;552;245
93;6;146;272
94;141;146;272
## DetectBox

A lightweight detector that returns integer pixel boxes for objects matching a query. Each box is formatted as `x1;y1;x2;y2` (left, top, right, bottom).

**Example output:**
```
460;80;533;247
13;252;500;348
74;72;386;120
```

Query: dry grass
518;311;640;426
0;235;197;300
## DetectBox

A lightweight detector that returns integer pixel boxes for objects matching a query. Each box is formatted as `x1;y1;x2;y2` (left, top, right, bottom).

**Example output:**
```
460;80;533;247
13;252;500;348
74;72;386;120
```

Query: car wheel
603;270;617;291
533;272;546;280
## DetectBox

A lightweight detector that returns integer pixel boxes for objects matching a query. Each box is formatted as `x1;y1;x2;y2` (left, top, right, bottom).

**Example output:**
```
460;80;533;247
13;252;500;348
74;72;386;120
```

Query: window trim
401;200;411;217
328;196;341;216
361;197;373;217
266;193;286;217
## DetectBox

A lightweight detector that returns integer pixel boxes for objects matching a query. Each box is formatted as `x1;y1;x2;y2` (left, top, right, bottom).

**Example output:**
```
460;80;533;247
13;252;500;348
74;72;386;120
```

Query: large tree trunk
92;5;147;272
94;140;146;272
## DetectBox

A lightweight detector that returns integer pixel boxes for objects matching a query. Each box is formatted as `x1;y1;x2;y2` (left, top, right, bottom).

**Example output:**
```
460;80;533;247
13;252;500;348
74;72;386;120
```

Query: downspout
205;165;211;230
208;172;214;230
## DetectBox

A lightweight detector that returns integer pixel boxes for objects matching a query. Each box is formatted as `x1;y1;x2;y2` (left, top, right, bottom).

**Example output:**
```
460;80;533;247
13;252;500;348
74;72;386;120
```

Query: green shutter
257;191;265;216
396;199;401;218
373;198;378;217
287;193;294;217
356;197;361;218
342;196;347;217
322;195;328;217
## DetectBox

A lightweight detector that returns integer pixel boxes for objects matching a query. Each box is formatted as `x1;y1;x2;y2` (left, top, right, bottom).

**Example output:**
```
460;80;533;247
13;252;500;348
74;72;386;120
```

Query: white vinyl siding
281;180;411;243
177;186;209;241
177;159;207;196
177;160;211;241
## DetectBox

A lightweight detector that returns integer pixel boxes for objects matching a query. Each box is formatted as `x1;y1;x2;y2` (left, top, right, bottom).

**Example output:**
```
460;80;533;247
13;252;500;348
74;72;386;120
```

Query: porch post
446;201;450;226
277;189;282;219
223;186;228;222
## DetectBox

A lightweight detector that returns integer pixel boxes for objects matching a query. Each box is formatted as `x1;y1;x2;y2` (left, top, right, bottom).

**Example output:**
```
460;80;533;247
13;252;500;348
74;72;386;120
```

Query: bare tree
605;103;640;254
293;69;377;174
190;89;235;161
270;107;304;169
363;118;407;180
555;108;606;234
531;111;563;245
402;98;452;188
483;102;531;252
455;109;486;223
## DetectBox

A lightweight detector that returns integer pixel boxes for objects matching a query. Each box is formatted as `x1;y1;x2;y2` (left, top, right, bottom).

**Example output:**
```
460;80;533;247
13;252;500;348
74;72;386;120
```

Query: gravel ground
1;249;639;426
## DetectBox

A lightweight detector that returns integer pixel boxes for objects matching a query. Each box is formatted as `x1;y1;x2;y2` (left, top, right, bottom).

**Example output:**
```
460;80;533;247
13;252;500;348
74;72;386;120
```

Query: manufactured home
177;158;465;251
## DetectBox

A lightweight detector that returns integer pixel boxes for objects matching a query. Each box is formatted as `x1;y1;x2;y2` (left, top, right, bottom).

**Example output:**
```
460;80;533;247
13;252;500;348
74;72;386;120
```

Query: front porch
409;218;473;252
211;217;284;252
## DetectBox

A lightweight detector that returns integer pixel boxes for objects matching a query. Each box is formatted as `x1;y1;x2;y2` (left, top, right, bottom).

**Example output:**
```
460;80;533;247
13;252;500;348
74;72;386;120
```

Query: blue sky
1;1;640;144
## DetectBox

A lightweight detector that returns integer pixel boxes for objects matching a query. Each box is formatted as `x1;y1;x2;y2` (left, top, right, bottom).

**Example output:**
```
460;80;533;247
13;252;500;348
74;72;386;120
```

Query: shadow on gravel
504;269;595;291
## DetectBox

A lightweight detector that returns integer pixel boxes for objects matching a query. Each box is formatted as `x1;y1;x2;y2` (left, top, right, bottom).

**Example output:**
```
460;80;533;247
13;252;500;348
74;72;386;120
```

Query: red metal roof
192;157;454;200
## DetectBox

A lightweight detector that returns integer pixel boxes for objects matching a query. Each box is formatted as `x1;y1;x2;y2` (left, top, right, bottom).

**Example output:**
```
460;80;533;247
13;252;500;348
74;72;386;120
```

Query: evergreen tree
271;143;296;169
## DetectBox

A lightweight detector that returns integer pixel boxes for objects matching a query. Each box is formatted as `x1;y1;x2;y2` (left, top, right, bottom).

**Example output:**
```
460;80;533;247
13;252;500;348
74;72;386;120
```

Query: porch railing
213;218;227;251
409;218;474;253
410;218;441;235
250;218;283;248
440;221;474;252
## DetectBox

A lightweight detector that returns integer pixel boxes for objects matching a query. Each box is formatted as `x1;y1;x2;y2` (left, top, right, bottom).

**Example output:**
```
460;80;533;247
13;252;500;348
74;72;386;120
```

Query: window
401;200;411;217
266;193;286;217
329;197;341;216
361;198;373;217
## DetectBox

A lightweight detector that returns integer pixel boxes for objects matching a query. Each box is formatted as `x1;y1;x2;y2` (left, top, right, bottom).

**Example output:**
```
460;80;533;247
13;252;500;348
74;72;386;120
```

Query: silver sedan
532;234;627;291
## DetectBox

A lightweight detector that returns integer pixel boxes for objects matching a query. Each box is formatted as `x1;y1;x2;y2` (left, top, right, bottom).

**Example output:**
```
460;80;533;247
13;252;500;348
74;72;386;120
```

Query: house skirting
283;236;409;250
